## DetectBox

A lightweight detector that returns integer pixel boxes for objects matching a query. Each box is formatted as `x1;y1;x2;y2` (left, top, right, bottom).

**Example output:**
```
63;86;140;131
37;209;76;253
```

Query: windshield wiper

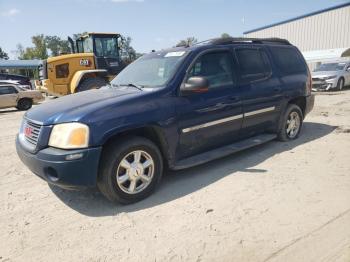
113;83;144;91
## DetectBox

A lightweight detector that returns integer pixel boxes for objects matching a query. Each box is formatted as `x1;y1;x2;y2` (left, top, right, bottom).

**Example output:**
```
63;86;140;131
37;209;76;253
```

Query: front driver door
176;49;243;159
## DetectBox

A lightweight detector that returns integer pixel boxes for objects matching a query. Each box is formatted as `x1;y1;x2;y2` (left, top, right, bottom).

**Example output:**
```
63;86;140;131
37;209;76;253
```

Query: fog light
65;153;84;160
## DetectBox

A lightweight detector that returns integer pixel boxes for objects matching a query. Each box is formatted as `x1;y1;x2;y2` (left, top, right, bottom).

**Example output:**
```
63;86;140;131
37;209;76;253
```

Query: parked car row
16;37;315;204
0;73;33;89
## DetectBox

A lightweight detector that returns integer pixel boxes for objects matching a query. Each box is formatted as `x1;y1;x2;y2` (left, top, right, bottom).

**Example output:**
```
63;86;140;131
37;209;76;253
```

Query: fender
70;69;108;93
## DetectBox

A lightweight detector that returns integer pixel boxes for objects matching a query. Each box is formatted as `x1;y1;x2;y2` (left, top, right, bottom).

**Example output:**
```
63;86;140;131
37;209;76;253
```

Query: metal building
243;2;350;67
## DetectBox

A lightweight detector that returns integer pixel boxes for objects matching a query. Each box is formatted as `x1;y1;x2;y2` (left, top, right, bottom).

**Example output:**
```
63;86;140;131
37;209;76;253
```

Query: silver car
312;60;350;91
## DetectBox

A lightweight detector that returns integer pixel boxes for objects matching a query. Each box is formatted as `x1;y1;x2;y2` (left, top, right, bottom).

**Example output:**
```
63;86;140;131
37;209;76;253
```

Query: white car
312;60;350;91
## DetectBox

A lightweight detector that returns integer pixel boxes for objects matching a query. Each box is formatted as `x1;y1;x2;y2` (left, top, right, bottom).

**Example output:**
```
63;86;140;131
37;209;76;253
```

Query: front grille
23;120;42;146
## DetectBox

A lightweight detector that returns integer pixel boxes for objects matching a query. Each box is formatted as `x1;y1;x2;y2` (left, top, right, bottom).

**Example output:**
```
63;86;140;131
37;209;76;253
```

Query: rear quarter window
269;46;306;75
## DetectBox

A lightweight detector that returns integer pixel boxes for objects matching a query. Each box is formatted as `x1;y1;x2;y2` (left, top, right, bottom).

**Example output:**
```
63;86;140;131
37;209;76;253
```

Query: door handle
274;87;281;92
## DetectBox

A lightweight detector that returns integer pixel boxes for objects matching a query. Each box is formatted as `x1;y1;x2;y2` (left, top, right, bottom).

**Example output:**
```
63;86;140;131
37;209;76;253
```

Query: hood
312;71;339;78
25;87;140;125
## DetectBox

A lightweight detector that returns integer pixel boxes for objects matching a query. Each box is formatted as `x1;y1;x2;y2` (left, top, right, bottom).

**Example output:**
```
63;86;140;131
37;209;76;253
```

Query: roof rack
204;37;291;46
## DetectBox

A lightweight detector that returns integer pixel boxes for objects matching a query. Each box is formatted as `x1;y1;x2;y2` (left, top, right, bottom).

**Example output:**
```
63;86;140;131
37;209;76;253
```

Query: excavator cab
69;33;123;75
36;32;125;96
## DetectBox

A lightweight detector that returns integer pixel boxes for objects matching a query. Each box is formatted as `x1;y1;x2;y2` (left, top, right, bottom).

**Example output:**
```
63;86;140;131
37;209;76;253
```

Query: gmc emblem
24;126;33;137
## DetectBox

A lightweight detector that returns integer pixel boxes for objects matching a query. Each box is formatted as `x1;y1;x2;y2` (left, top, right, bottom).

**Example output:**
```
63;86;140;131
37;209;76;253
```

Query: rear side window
235;48;271;81
270;46;306;74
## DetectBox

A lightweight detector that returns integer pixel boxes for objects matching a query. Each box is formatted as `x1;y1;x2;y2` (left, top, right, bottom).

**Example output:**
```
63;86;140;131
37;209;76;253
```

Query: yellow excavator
35;33;125;96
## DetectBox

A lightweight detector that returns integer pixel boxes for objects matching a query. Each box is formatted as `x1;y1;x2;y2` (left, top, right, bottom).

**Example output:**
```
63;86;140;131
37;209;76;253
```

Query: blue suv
16;37;314;204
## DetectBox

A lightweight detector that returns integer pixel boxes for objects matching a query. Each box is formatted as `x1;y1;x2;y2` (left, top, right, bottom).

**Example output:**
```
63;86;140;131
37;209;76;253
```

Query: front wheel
97;136;163;204
16;98;32;111
277;104;303;141
336;78;344;91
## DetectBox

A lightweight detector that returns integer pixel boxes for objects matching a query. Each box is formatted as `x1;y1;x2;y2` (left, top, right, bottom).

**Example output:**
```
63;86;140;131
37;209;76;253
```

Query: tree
221;33;232;38
45;36;71;56
176;37;198;47
18;34;48;60
120;36;137;64
0;47;9;60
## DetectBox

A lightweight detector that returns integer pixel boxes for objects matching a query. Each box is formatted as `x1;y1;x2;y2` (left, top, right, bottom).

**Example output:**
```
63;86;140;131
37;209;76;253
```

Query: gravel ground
0;90;350;262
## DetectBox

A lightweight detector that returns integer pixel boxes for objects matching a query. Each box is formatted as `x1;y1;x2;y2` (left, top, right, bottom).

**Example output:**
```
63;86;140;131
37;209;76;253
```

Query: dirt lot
1;90;350;262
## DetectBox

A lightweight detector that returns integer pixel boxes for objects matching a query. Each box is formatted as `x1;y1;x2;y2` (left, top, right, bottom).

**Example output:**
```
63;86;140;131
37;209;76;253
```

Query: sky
0;0;349;58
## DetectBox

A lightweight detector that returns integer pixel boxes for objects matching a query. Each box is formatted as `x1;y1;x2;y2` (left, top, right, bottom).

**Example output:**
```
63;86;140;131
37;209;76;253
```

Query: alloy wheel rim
286;111;301;138
116;150;154;194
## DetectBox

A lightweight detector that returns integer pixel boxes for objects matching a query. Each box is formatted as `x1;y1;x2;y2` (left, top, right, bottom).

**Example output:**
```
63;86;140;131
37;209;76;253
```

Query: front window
94;37;118;58
83;37;93;53
314;63;346;72
111;50;188;88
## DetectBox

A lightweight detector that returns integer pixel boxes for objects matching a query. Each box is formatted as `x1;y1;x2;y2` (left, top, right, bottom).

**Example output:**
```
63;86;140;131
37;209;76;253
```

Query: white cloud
111;0;144;3
1;8;20;17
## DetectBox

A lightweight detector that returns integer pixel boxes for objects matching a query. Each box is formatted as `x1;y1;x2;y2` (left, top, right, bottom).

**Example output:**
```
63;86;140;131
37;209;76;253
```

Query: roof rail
207;37;291;46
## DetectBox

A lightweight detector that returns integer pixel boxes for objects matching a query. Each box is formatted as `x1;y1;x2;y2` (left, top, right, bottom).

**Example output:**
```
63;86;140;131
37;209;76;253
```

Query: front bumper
16;136;102;189
312;78;337;91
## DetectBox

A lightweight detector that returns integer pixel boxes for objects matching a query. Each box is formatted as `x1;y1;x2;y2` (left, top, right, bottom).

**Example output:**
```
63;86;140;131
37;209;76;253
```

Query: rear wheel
277;104;303;141
336;78;344;91
16;98;32;111
97;136;163;204
76;77;107;92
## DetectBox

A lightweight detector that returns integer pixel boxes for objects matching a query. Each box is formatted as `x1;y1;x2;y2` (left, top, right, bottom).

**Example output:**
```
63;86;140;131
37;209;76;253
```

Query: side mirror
346;66;350;72
181;76;209;95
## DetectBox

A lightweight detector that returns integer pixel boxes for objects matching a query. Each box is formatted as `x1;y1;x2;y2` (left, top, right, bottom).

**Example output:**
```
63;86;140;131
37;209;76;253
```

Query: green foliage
72;32;88;41
120;36;137;64
221;33;232;38
17;34;48;60
0;47;9;60
17;34;72;60
45;36;71;56
176;37;198;47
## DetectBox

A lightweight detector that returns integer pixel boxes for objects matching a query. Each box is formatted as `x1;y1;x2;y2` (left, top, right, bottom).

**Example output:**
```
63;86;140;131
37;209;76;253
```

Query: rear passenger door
234;46;283;138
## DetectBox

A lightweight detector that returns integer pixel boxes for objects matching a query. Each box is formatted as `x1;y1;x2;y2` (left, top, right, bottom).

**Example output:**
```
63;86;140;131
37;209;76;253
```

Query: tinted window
187;51;236;89
270;46;306;74
0;86;17;95
236;48;271;80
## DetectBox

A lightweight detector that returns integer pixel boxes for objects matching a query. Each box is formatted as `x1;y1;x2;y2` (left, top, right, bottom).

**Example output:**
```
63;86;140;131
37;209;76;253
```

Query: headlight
324;75;337;80
49;123;89;149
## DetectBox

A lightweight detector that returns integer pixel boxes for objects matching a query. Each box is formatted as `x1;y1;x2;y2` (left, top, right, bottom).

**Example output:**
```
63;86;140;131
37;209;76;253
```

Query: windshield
95;37;118;57
111;50;188;88
314;62;346;72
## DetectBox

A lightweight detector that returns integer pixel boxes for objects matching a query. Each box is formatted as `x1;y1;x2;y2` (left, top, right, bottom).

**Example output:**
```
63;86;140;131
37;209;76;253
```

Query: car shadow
0;108;18;114
49;122;337;217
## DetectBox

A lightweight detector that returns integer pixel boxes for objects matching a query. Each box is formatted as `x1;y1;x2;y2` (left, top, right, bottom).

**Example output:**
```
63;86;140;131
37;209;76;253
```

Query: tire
76;77;107;92
16;98;32;111
97;136;163;204
277;104;303;142
336;78;344;91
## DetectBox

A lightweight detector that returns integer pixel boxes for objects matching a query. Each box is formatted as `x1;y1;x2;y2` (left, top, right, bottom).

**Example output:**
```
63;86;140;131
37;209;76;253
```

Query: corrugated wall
244;5;350;52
